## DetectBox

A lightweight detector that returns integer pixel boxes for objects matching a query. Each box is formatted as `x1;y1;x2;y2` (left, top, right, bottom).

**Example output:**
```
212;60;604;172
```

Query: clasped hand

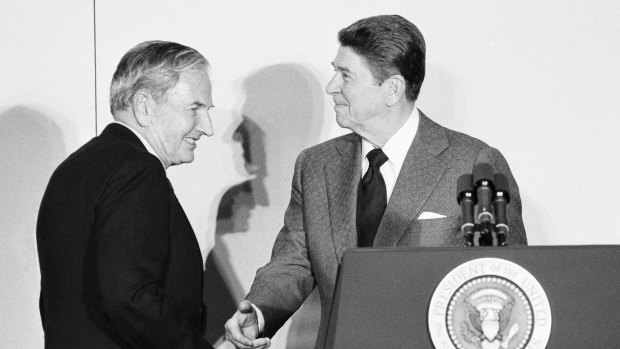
225;300;271;349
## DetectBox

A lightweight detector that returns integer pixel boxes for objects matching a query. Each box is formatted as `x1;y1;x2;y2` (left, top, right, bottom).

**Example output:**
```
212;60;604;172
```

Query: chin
178;152;196;165
336;119;359;134
335;114;351;128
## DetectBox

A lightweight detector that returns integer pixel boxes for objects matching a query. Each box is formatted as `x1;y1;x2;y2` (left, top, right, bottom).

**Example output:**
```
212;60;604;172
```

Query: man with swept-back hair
37;41;215;348
225;15;526;348
336;14;426;103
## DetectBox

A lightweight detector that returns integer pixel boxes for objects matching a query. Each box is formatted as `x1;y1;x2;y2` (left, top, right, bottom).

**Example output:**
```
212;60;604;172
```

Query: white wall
2;1;620;348
0;1;95;348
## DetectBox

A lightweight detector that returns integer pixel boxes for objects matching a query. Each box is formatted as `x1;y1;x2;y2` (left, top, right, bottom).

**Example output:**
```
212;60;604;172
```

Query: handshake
225;300;271;349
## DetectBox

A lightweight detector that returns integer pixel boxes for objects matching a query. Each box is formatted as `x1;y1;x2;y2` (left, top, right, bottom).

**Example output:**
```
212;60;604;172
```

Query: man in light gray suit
225;14;527;349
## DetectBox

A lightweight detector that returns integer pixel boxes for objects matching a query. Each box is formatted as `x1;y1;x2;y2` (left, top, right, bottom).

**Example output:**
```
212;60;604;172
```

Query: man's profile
225;14;526;349
37;41;215;349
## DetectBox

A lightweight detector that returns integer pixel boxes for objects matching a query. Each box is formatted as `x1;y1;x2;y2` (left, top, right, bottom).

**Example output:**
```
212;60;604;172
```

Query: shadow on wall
203;118;266;344
203;64;324;347
0;107;66;347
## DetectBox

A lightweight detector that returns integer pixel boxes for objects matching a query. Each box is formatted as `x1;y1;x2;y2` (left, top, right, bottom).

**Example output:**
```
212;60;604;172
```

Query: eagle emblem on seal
460;288;520;349
429;259;551;349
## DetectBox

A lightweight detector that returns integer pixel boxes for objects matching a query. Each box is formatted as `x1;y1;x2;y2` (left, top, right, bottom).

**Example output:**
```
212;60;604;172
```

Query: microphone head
493;173;511;203
456;174;474;203
473;163;494;186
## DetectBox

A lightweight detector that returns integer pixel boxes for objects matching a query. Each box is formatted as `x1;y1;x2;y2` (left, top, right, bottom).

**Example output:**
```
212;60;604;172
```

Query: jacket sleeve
93;155;213;349
246;149;316;337
475;146;528;245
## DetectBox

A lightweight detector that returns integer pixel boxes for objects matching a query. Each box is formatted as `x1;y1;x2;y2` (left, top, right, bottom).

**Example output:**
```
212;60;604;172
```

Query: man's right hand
224;300;271;349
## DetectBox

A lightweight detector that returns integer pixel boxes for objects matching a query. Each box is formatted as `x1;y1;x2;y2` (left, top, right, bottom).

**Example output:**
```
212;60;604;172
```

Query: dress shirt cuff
250;303;265;334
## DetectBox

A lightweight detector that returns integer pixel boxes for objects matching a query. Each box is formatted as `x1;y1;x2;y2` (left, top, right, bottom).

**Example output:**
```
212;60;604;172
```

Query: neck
113;111;169;169
114;111;142;133
357;102;414;147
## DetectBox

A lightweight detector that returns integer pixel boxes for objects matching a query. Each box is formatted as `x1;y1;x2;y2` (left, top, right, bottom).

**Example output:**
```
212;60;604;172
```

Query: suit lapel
325;134;361;262
374;112;449;247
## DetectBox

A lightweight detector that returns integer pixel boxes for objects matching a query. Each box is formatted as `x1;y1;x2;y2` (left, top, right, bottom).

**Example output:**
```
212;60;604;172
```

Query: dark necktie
357;148;389;247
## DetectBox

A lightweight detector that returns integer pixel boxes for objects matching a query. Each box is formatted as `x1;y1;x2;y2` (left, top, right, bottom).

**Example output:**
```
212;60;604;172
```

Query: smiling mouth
183;137;198;145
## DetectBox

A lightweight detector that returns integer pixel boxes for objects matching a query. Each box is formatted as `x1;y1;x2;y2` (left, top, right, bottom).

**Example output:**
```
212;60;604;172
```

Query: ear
383;75;406;107
131;91;153;127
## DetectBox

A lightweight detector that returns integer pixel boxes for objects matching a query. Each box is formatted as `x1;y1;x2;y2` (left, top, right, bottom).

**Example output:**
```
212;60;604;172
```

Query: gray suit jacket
247;112;526;348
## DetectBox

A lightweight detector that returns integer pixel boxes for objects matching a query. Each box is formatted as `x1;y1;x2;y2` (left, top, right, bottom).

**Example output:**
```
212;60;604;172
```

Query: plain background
2;1;619;348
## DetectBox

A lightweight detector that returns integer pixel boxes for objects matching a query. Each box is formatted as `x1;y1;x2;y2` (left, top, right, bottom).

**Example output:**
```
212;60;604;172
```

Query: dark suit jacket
36;123;213;348
246;112;527;348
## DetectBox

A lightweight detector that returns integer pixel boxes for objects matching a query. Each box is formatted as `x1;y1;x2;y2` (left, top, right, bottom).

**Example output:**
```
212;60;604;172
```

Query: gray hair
109;40;209;115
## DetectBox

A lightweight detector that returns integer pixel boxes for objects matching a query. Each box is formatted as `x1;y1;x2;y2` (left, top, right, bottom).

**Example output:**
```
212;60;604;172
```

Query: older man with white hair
37;41;215;349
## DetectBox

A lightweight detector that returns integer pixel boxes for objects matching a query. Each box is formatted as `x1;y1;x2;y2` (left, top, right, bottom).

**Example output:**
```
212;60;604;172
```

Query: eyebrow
190;102;212;109
331;62;351;74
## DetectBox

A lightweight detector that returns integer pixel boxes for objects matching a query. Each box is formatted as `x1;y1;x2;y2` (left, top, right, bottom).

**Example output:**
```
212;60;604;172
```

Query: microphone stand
492;173;511;247
459;164;511;247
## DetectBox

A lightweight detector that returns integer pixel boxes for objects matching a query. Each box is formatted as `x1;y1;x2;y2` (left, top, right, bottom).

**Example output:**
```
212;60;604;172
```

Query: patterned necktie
357;148;389;247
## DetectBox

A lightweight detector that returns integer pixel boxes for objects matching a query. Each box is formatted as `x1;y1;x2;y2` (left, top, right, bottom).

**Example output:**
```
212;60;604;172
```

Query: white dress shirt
360;108;419;202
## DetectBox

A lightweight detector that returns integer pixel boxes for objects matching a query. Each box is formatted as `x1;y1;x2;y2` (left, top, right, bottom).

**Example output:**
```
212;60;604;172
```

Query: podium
323;245;620;348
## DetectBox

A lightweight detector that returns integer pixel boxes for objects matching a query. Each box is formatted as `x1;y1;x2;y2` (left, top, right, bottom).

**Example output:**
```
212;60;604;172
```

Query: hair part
338;14;426;102
109;40;209;116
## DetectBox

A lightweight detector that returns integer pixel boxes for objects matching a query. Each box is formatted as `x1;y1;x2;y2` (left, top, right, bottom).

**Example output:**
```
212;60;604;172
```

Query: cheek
342;87;375;111
340;90;358;114
341;86;354;104
346;96;372;118
160;123;187;150
170;116;195;138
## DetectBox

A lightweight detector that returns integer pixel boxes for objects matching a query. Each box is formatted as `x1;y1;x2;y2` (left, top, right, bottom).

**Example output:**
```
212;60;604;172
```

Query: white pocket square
418;211;446;220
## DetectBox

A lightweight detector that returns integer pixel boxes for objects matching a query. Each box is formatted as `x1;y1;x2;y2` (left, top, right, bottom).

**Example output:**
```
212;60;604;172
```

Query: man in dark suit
225;15;527;349
37;41;215;348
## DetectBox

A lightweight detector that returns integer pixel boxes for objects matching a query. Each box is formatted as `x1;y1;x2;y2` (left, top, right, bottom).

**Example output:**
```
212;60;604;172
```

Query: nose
196;109;214;137
325;73;341;95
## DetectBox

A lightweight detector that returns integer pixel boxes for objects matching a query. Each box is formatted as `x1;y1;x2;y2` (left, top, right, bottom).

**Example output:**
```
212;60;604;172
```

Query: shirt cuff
250;303;265;334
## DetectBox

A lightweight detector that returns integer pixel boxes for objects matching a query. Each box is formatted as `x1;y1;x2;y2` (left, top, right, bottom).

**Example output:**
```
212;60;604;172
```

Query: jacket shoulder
297;132;358;163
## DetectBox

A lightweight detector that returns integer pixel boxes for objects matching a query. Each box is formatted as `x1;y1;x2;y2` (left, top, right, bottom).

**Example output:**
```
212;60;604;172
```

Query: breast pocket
399;215;462;247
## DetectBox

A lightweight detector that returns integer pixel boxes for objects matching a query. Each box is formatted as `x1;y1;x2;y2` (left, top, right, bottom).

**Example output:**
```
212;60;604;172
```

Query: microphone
493;173;511;246
456;174;476;246
472;163;495;246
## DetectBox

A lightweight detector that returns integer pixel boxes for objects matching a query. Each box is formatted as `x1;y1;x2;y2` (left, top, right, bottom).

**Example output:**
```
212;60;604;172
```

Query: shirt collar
113;121;166;169
361;108;420;169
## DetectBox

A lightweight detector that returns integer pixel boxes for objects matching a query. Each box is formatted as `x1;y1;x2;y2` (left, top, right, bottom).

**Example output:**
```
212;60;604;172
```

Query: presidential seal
428;258;551;349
